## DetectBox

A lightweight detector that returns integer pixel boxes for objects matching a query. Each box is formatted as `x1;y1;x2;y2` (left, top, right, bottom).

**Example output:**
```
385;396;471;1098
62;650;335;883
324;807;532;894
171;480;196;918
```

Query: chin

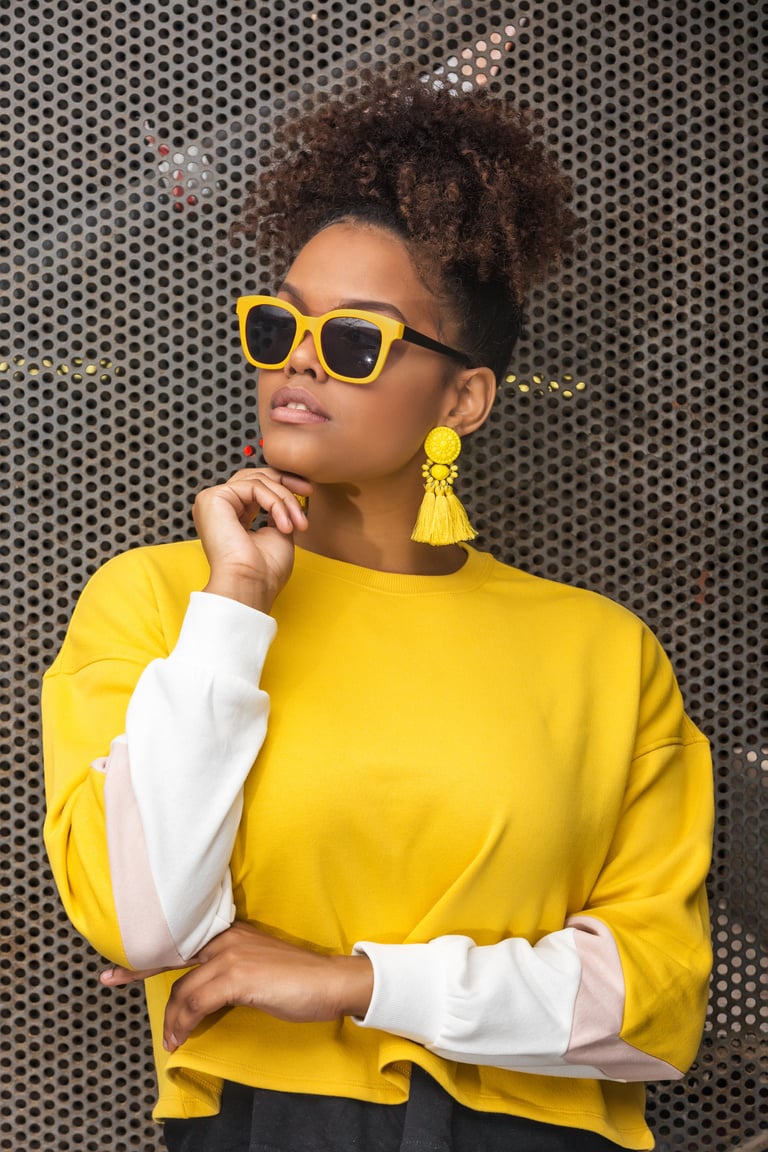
260;438;323;482
262;445;304;475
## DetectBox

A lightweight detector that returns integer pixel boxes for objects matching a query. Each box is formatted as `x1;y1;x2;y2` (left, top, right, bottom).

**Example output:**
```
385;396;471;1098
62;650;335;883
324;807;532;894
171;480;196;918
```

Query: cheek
255;370;284;425
347;387;439;456
255;370;271;407
334;425;427;489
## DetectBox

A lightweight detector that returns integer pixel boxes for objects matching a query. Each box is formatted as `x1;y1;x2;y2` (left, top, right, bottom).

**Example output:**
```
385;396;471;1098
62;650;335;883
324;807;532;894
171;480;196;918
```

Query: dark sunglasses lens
321;317;382;379
245;304;297;365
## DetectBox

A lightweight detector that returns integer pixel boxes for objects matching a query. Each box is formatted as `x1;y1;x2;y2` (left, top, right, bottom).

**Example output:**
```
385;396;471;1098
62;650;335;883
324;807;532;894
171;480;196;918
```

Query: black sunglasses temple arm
401;325;472;367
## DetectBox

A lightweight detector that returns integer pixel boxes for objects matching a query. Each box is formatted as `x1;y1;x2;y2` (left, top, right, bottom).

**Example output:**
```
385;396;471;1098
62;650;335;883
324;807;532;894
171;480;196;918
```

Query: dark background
1;1;765;1148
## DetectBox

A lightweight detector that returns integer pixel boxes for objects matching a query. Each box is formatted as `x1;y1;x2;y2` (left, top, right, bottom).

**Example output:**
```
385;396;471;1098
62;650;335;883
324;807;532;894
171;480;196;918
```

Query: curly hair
232;69;580;384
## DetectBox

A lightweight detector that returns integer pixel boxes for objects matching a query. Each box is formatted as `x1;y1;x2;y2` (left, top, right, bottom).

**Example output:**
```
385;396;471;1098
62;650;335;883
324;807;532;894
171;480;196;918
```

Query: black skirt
163;1065;628;1152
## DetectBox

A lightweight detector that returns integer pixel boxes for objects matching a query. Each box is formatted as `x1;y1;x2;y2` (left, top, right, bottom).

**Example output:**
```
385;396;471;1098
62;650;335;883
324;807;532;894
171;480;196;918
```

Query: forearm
103;591;277;966
353;918;702;1081
351;645;713;1082
353;928;595;1077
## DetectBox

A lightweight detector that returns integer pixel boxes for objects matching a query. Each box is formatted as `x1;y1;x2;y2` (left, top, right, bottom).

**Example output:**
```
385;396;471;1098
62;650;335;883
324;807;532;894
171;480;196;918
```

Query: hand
193;467;312;612
99;922;374;1053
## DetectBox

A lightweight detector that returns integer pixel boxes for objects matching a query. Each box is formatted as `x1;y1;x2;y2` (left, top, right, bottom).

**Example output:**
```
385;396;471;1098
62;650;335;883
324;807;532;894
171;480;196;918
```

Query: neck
297;481;467;575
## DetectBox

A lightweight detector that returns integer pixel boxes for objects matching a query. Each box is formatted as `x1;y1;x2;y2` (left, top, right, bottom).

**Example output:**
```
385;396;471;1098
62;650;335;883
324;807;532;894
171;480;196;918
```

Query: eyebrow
279;281;408;324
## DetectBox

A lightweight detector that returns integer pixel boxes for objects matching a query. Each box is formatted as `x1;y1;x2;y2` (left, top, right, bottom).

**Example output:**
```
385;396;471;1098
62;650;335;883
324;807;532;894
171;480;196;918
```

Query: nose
286;327;328;381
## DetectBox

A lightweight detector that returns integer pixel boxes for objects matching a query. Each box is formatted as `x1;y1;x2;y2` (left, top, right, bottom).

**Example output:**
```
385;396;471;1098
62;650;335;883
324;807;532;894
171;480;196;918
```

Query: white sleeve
353;714;712;1083
99;591;277;968
352;922;684;1082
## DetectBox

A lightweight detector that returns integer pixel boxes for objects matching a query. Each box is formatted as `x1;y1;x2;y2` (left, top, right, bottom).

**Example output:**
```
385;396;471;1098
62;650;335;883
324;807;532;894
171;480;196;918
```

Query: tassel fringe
411;482;476;545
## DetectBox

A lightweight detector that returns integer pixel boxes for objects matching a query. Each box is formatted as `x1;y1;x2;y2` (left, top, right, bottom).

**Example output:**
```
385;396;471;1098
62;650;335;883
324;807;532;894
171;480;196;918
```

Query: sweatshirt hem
155;1054;654;1148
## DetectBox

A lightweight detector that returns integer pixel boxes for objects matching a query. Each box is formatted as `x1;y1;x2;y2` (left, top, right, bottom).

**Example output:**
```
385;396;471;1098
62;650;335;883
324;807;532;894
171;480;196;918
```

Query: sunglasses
236;294;472;384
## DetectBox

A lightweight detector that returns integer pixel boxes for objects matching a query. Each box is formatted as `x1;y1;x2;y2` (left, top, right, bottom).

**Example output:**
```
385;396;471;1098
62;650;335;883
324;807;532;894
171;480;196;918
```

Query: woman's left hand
100;922;374;1052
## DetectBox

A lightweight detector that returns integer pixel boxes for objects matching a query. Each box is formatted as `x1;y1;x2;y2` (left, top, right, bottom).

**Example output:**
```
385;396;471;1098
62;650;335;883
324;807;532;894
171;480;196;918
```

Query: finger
163;963;233;1052
265;504;302;536
248;490;304;536
234;466;313;494
223;476;309;533
251;490;308;536
195;477;306;540
100;963;171;986
261;487;307;534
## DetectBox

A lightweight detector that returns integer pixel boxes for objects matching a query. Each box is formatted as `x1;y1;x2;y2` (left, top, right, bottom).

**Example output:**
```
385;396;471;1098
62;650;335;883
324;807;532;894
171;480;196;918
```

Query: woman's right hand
193;467;312;614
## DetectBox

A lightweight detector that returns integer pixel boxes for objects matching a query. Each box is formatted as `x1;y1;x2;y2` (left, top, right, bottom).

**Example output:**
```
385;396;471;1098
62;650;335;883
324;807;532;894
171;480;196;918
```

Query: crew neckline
293;544;496;595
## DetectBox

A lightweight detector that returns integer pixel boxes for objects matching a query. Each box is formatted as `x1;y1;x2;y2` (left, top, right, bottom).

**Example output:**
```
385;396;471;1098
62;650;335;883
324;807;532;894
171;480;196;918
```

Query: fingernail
100;967;114;982
164;1033;178;1052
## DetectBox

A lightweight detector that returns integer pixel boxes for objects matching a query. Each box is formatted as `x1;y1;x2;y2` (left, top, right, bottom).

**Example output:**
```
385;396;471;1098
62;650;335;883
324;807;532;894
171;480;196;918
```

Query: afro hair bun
233;67;581;380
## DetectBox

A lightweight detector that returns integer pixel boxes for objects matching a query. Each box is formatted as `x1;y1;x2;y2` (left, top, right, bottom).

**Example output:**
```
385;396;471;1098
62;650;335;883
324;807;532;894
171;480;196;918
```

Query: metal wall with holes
2;1;766;1149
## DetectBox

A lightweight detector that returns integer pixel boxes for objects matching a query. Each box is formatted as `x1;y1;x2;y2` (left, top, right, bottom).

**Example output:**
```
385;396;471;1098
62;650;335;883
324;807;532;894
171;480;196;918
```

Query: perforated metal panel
2;1;766;1148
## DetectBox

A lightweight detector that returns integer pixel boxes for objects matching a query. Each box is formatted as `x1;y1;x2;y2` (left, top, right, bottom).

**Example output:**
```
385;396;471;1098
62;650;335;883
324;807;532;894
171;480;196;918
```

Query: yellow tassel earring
411;426;477;546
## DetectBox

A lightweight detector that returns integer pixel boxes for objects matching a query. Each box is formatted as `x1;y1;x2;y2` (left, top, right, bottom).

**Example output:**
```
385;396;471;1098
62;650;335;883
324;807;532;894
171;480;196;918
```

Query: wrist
332;954;374;1019
203;571;278;613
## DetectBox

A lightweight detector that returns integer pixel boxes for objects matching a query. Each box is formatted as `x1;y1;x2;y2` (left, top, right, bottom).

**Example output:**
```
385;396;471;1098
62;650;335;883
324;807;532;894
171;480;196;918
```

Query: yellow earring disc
424;426;461;465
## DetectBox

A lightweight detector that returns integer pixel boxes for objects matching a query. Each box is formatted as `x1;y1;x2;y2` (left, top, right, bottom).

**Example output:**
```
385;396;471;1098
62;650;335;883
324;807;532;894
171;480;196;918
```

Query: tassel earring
411;426;477;546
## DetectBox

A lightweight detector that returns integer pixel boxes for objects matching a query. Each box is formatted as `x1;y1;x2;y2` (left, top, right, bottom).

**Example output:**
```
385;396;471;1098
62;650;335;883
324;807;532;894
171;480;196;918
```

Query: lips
269;386;331;424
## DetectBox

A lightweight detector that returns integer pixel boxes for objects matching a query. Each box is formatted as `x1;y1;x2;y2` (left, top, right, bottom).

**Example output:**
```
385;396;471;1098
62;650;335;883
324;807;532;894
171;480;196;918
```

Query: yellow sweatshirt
42;541;713;1148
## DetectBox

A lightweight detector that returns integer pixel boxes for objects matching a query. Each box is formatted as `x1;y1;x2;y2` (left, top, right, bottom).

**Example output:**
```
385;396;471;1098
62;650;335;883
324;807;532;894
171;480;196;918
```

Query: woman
42;72;713;1151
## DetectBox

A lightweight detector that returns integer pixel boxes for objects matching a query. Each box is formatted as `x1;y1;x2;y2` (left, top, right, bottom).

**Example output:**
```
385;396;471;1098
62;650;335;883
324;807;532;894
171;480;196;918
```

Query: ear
440;366;497;437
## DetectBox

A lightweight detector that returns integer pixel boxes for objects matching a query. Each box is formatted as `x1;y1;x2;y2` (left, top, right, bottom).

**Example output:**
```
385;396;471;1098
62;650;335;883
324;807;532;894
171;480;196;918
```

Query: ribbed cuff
169;590;277;683
351;936;474;1044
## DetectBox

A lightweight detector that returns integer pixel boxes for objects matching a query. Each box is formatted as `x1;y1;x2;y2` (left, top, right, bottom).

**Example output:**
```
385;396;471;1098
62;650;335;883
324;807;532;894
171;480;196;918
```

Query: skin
100;221;497;1054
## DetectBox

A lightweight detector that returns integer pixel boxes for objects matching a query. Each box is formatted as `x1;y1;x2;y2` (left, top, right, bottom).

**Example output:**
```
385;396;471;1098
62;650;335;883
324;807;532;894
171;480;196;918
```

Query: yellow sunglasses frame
236;294;471;385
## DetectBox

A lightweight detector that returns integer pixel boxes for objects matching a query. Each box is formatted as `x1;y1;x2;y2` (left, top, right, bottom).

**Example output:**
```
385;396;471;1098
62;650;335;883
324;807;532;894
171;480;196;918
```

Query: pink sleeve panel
102;739;188;969
564;915;682;1080
98;592;277;968
354;919;687;1081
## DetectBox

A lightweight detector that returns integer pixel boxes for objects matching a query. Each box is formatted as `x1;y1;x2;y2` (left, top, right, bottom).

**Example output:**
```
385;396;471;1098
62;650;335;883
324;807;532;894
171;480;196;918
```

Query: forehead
283;222;441;320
